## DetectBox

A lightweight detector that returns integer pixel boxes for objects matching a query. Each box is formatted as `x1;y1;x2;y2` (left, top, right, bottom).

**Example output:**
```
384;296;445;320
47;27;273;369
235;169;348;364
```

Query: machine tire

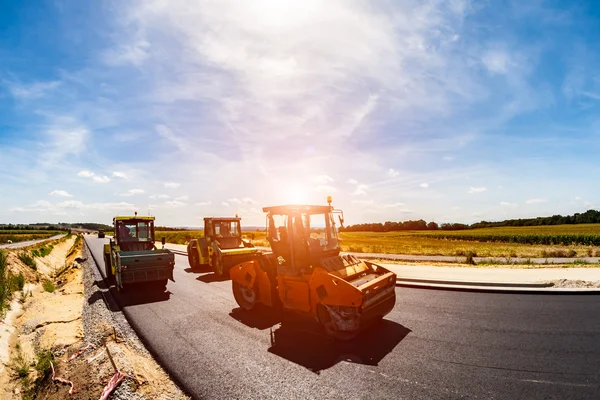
188;246;200;270
317;304;360;341
211;243;226;277
232;281;258;310
104;254;114;281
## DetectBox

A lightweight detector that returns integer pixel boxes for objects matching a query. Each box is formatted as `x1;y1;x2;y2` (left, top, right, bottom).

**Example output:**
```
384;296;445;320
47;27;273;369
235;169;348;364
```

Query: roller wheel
232;281;258;310
317;305;359;341
188;247;200;270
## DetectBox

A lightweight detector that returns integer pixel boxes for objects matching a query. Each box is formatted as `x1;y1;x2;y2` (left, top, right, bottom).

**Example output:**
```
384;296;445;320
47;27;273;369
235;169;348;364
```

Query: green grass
18;252;37;270
31;244;54;258
0;251;26;315
0;231;61;244
42;280;55;293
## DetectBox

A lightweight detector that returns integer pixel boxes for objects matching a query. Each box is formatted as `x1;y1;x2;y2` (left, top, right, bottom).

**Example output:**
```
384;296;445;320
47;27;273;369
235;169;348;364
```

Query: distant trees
341;209;600;233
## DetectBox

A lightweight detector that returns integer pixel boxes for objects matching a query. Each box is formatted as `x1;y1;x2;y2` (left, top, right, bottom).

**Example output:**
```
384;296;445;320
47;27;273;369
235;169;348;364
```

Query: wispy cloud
77;170;110;183
164;182;180;189
420;183;429;188
120;189;145;197
526;198;546;204
312;175;334;185
112;172;127;179
5;80;61;99
500;201;518;207
49;190;72;197
388;169;399;178
468;187;487;194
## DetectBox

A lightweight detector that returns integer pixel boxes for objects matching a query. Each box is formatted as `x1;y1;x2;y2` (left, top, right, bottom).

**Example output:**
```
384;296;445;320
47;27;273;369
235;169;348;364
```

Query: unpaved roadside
0;236;188;399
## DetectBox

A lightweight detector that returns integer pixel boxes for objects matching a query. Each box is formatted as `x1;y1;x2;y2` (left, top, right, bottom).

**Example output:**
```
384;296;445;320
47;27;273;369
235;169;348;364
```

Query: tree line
341;209;600;232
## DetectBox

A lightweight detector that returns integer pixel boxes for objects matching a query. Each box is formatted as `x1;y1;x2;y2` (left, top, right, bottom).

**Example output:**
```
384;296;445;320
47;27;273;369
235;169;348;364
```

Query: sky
1;0;600;227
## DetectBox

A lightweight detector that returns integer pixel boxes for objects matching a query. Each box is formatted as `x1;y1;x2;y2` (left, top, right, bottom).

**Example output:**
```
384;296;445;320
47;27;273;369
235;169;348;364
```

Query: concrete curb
396;280;600;294
395;277;551;288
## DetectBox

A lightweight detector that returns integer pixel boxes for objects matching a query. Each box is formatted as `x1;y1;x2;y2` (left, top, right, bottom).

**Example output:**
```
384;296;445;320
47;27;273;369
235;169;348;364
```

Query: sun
282;184;309;204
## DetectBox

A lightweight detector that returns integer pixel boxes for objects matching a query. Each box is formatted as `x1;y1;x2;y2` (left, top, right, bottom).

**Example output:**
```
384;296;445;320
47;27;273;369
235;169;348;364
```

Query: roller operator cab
230;198;397;340
103;215;175;291
187;217;260;277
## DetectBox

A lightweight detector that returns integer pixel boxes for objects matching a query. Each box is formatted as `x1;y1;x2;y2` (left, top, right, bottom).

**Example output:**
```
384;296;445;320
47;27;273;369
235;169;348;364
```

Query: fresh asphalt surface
84;236;600;399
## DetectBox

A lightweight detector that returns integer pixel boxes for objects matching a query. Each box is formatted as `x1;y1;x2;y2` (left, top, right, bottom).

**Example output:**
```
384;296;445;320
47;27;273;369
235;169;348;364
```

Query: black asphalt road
84;237;600;399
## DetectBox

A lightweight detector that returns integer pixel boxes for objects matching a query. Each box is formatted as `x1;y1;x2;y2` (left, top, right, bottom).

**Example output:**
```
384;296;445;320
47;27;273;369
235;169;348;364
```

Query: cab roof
262;205;332;215
113;216;155;221
203;217;241;221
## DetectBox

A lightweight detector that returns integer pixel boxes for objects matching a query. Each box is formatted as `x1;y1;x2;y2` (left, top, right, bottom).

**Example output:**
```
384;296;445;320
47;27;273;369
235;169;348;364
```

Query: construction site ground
0;235;188;400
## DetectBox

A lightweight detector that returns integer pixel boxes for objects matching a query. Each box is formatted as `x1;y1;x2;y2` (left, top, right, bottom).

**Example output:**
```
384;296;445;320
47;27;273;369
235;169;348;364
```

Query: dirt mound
546;279;600;288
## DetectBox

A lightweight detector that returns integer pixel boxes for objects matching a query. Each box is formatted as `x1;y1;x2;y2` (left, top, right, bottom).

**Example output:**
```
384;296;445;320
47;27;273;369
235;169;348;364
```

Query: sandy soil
1;236;187;399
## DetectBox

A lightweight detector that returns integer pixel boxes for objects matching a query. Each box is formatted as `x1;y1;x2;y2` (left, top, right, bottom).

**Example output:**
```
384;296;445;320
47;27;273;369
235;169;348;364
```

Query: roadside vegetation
0;231;61;244
0;250;25;316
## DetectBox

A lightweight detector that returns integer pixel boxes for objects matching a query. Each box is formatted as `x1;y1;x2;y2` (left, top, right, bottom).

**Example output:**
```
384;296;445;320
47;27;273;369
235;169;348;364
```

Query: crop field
156;230;266;246
0;230;62;244
339;225;600;258
158;224;600;258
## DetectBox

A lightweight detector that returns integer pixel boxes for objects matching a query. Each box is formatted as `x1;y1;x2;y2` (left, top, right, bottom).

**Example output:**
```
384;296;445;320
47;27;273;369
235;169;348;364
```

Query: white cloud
121;189;145;197
49;190;72;197
383;202;406;208
222;201;230;207
312;175;334;184
164;182;180;188
482;50;513;75
314;185;337;193
227;197;258;205
156;125;187;152
352;200;374;205
175;195;189;201
6;80;61;99
500;201;518;207
165;200;186;208
347;179;358;185
93;175;110;183
353;184;368;196
468;187;487;193
112;171;127;179
150;194;171;200
420;183;429;188
388;168;399;178
102;39;150;66
526;198;546;204
77;170;110;183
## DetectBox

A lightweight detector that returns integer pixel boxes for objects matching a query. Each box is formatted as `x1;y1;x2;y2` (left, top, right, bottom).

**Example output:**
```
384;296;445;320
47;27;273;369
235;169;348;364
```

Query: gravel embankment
81;245;188;400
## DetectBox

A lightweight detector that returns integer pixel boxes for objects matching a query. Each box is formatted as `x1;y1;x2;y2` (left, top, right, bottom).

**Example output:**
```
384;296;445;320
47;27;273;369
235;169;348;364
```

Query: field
339;224;600;258
0;230;63;244
157;224;600;258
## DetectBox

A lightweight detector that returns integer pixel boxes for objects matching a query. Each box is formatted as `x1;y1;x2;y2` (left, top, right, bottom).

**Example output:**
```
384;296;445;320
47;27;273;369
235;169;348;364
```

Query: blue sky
1;0;600;227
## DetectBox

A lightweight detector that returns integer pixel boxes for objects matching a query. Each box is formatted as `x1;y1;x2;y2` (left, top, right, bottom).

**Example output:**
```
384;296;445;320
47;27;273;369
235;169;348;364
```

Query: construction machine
187;217;260;277
230;197;397;340
103;214;175;291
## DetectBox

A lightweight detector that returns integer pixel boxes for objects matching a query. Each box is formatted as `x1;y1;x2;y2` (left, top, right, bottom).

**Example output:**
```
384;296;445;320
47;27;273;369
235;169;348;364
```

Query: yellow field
157;224;600;258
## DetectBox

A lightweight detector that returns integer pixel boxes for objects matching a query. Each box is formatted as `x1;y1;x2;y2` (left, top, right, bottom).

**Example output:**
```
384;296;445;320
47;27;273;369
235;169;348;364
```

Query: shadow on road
197;272;230;283
229;306;410;374
88;282;171;312
268;318;410;374
229;306;281;330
